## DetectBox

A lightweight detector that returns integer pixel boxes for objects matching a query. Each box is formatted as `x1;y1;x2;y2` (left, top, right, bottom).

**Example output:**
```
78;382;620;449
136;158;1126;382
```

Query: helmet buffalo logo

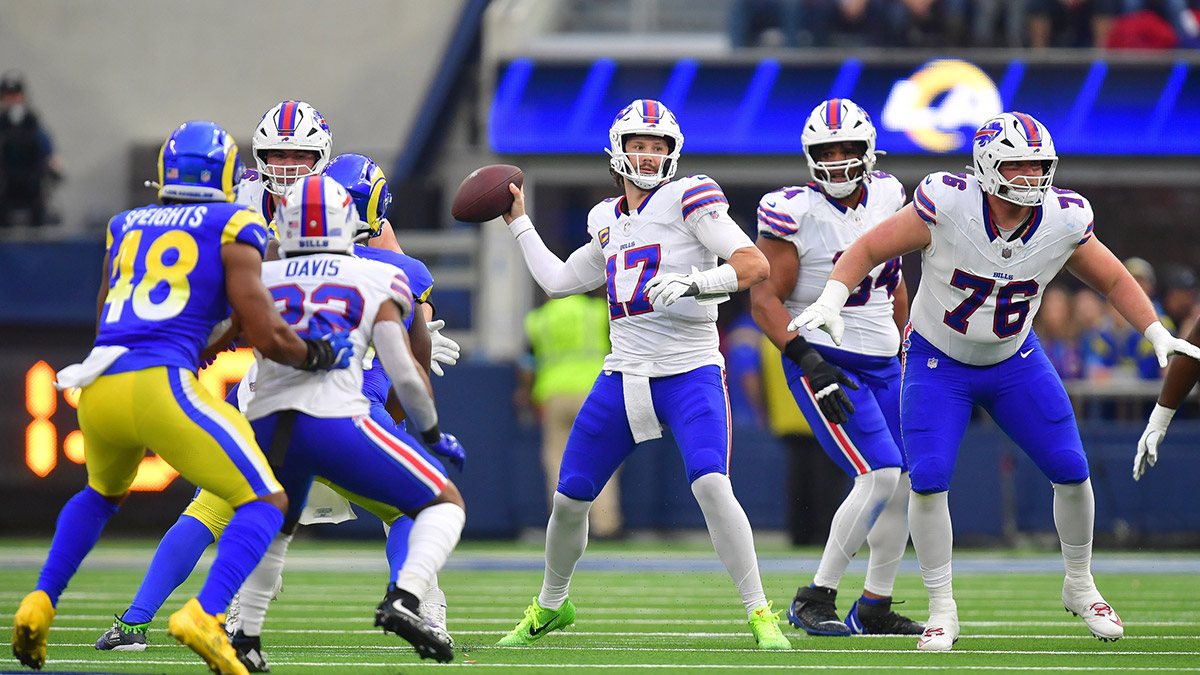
614;105;634;124
974;121;1004;148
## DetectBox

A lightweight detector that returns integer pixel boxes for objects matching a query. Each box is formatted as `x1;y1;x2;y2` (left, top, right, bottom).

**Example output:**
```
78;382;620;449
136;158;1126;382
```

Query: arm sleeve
694;208;755;259
373;319;438;433
509;215;606;297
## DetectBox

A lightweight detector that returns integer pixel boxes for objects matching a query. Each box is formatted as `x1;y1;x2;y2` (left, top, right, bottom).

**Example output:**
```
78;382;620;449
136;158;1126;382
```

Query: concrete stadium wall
0;0;464;232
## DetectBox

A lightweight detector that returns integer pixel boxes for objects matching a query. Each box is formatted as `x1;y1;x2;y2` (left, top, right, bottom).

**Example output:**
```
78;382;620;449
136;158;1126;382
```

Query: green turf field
2;538;1197;673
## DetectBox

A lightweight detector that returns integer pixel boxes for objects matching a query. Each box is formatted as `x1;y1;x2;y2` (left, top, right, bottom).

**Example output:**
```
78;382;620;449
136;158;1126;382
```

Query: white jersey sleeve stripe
1078;220;1094;245
681;183;728;219
757;206;798;235
914;184;937;223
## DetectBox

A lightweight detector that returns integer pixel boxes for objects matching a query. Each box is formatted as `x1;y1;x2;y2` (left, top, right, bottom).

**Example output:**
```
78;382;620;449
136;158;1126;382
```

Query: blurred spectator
1034;284;1083;379
971;0;1035;46
515;292;622;538
720;304;767;428
1027;0;1123;49
1075;288;1119;380
1106;6;1178;47
1159;263;1200;336
1122;257;1167;379
0;71;61;228
728;0;805;47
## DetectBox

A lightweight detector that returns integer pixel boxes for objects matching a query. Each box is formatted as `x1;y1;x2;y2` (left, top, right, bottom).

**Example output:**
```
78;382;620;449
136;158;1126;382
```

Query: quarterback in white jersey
493;99;790;651
751;98;922;639
244;175;466;663
794;111;1200;651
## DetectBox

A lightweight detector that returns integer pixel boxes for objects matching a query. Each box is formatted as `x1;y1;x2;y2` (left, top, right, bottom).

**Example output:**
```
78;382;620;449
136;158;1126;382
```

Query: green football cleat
749;602;791;650
495;597;576;646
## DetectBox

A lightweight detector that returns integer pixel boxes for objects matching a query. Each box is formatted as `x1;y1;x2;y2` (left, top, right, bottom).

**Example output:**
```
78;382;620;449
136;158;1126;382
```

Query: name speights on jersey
909;172;1094;365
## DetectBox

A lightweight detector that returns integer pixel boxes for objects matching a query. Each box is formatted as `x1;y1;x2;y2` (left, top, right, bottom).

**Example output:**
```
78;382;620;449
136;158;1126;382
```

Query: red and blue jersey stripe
1078;220;1094;245
277;100;299;137
681;181;727;220
825;98;843;130
1012;112;1042;147
913;182;937;223
757;203;797;236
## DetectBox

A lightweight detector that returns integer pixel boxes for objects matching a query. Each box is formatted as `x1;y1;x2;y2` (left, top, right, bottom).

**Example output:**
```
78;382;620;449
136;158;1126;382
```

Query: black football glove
784;335;859;425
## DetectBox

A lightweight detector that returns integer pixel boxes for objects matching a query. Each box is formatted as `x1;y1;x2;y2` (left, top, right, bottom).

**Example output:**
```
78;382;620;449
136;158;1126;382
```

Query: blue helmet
157;121;243;203
323;153;391;241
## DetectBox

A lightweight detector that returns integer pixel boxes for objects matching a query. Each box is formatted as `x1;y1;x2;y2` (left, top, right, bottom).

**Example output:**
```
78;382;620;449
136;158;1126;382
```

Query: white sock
238;531;292;636
908;490;953;592
395;503;465;599
864;470;911;597
690;473;767;618
1053;479;1095;586
539;491;591;611
813;467;900;591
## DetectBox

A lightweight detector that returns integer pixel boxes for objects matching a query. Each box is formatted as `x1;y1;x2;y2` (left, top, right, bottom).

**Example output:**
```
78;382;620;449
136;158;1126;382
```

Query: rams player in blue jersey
91;153;460;671
10;121;352;675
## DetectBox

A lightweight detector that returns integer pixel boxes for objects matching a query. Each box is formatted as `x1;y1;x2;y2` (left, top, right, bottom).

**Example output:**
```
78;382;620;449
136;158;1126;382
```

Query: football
451;164;524;223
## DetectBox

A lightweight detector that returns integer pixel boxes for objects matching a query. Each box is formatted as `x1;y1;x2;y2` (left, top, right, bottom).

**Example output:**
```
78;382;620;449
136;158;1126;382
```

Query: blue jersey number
270;283;365;334
833;252;902;307
943;269;1038;337
606;244;661;319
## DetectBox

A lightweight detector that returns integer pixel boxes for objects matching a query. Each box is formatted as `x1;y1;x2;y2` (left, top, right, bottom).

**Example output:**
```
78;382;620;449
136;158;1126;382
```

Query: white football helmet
801;98;879;199
606;99;684;190
276;175;357;257
252;100;333;196
972;111;1057;207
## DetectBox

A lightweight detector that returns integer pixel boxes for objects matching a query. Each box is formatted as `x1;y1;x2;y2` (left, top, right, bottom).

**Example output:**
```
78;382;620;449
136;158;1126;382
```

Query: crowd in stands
729;0;1200;49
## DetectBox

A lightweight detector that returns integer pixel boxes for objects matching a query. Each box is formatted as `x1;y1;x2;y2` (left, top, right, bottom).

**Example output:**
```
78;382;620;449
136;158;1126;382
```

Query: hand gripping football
450;164;524;223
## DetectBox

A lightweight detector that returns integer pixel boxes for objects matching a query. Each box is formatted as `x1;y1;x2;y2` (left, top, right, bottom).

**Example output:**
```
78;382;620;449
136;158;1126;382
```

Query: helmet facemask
606;134;678;191
988;158;1057;207
806;141;873;199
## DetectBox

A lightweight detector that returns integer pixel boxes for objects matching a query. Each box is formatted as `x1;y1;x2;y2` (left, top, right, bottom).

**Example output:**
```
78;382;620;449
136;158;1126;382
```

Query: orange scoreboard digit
23;348;256;491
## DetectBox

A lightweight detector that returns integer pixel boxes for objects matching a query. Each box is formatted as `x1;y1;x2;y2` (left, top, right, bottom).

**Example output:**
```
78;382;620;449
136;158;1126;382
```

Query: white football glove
426;319;461;377
1134;403;1176;481
1143;320;1200;367
643;272;697;307
787;280;850;346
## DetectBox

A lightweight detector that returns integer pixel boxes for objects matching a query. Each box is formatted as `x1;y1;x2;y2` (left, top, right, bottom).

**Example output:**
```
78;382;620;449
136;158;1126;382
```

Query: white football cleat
916;599;959;651
1063;582;1123;642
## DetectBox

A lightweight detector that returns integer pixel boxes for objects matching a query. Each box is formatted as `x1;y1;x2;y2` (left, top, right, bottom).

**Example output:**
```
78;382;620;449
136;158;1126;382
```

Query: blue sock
858;595;889;605
123;515;215;624
196;500;282;616
385;515;414;582
36;486;120;607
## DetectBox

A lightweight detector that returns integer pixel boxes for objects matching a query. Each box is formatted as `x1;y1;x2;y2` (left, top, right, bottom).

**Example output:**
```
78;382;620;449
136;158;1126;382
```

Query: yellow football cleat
167;598;248;675
12;590;56;669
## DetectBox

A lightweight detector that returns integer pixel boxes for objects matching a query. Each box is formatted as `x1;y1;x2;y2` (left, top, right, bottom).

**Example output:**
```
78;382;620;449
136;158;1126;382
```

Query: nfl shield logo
1002;247;1012;259
927;357;938;369
200;170;212;183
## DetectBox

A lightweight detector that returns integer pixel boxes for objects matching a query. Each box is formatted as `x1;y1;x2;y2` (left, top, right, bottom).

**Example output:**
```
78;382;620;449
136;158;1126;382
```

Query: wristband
694;263;739;294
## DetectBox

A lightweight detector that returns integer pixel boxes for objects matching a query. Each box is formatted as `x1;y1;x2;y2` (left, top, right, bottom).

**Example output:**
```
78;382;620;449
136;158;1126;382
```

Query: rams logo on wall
881;59;1002;154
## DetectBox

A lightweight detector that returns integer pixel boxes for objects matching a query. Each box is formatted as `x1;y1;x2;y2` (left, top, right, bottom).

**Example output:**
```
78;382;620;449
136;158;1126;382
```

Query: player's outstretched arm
1066;237;1200;367
750;236;801;352
1133;313;1200;481
223;243;351;370
374;300;465;471
500;184;606;297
